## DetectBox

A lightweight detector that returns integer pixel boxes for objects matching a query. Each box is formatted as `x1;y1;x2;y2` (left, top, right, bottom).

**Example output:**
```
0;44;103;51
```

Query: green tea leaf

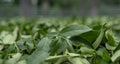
106;31;116;46
50;38;67;54
111;50;120;62
70;36;93;48
80;47;95;54
80;31;99;43
5;53;22;64
97;48;111;62
37;37;51;51
92;27;106;49
70;57;90;64
27;37;51;64
60;25;92;37
45;55;65;62
105;43;116;51
27;50;49;64
1;27;18;44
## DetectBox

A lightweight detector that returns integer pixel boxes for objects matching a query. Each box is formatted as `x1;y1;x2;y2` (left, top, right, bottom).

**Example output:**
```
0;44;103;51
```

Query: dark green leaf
60;25;92;37
106;32;116;46
92;27;106;49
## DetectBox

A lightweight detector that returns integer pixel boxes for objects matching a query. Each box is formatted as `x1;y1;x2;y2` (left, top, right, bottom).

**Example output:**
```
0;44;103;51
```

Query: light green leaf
60;25;92;37
3;34;15;44
80;47;95;54
2;27;18;44
37;37;51;51
45;55;65;62
111;50;120;62
70;57;90;64
5;53;22;64
67;53;80;57
12;27;18;41
55;57;67;64
105;43;116;51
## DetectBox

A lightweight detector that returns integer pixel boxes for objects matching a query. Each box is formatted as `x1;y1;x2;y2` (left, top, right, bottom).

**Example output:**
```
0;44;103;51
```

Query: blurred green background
0;0;120;18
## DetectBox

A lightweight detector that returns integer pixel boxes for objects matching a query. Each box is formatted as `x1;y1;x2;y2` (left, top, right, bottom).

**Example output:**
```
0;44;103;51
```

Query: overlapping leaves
0;18;119;64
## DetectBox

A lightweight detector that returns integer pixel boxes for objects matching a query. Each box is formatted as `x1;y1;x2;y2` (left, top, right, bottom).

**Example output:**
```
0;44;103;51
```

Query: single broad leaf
80;31;100;43
5;53;22;64
27;50;49;64
71;57;83;64
111;50;120;62
3;34;15;44
2;27;18;44
27;37;51;64
80;47;95;55
92;27;106;49
55;57;67;64
105;43;116;51
70;57;90;64
79;58;90;64
37;37;51;51
60;25;92;37
70;36;93;48
106;31;116;46
12;27;18;41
